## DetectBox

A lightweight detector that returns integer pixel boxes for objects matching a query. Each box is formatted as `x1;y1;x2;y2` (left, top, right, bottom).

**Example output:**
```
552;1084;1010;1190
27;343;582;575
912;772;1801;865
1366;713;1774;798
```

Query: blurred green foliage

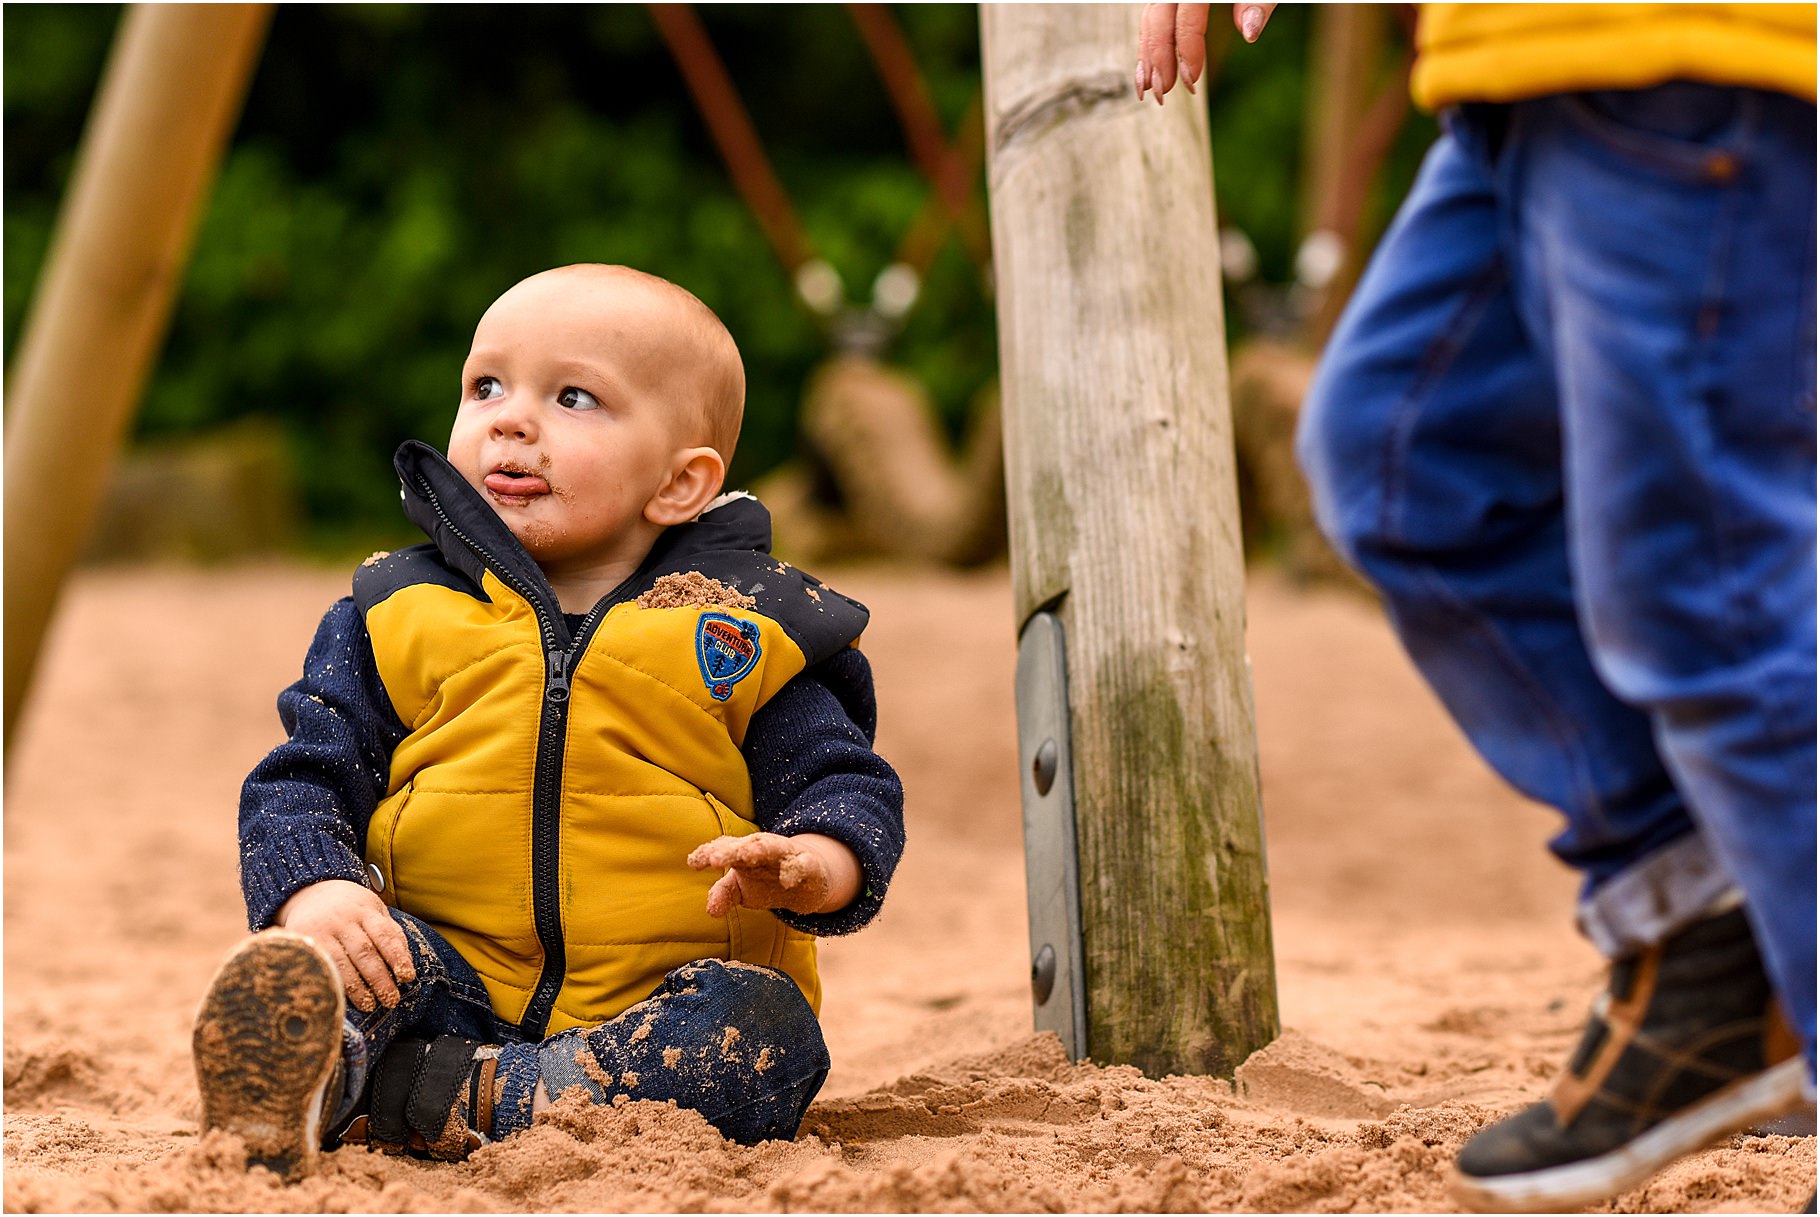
3;4;1432;550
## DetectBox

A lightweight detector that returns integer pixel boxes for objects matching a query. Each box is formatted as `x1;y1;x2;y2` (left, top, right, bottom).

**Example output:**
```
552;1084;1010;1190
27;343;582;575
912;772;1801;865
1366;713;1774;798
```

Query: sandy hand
687;832;859;917
273;878;415;1013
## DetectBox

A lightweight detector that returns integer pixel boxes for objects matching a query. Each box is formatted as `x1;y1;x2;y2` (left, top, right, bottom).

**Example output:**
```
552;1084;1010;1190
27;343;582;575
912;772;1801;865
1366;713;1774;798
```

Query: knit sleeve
238;597;408;930
744;647;905;936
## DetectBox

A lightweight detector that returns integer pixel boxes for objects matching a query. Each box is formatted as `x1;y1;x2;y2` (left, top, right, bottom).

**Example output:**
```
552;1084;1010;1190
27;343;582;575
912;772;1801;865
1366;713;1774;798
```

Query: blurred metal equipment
651;2;992;332
1015;611;1087;1060
4;3;272;760
981;5;1278;1077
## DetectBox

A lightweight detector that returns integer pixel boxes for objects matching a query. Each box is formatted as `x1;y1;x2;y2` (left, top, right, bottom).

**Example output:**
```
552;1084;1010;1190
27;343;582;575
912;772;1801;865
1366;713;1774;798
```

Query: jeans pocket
1558;83;1755;184
396;910;495;1011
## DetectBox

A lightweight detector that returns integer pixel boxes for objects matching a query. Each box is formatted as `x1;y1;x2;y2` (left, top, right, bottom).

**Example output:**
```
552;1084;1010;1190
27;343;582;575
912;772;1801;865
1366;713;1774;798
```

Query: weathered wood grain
981;3;1278;1077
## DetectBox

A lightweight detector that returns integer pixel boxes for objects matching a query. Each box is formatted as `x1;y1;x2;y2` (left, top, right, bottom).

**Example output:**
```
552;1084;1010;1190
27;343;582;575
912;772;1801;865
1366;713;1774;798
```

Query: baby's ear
645;447;727;527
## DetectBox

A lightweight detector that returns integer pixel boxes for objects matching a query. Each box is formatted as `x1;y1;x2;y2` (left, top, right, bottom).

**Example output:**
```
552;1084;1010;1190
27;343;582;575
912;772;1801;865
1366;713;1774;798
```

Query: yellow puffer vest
355;442;869;1037
1414;4;1817;110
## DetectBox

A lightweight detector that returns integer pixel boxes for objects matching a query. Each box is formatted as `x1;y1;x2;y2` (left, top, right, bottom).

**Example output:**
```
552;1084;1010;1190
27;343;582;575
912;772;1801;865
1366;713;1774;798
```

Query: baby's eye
471;376;504;401
558;386;600;411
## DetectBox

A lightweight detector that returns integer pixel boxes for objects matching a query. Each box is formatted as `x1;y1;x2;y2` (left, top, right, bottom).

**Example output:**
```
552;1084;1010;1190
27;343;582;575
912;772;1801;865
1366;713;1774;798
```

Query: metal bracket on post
1015;610;1087;1060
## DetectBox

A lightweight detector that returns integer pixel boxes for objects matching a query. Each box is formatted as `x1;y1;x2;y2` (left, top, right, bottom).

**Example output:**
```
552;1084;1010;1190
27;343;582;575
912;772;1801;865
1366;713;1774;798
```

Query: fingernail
1179;57;1197;94
1135;60;1146;99
1241;6;1263;42
1153;82;1165;107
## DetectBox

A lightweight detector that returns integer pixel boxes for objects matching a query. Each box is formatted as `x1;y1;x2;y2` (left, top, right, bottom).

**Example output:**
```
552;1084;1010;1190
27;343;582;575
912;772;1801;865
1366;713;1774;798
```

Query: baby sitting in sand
192;264;905;1178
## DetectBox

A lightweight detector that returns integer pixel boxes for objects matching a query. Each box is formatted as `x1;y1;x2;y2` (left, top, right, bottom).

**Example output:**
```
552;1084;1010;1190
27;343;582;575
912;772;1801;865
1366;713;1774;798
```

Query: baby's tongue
485;471;550;496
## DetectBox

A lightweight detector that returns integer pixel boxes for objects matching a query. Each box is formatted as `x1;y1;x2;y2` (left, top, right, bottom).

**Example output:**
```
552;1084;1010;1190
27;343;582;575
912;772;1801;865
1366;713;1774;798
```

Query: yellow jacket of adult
355;442;872;1037
1414;4;1817;110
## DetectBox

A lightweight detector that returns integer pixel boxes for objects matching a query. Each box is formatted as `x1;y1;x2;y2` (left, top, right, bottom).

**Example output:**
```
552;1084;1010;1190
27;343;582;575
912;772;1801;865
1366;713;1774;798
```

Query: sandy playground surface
5;561;1812;1212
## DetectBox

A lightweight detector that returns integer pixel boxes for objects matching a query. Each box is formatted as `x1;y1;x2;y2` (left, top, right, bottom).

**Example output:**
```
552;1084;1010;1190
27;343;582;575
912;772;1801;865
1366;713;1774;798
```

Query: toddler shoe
338;1035;498;1161
1450;905;1810;1213
192;929;346;1182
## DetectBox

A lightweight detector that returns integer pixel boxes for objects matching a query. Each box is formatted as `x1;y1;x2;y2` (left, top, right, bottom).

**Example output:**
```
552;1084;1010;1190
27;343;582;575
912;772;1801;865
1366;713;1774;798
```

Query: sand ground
4;562;1811;1212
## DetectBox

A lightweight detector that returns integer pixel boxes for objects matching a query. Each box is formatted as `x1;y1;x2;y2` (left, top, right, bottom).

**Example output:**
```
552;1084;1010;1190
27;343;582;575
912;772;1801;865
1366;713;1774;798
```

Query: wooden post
1300;5;1410;345
981;5;1278;1077
1299;6;1383;241
3;3;270;757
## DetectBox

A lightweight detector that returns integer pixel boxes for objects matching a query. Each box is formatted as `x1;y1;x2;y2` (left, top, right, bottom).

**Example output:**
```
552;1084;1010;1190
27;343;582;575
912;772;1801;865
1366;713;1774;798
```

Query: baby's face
448;270;695;572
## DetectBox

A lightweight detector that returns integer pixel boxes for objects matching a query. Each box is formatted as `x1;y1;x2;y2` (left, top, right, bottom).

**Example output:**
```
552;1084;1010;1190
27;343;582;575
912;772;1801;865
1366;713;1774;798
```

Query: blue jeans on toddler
328;912;831;1145
1297;82;1816;1072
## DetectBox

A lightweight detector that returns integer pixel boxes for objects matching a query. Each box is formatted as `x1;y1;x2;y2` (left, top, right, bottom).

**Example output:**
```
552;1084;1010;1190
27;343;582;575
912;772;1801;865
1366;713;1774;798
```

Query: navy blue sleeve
238;597;408;930
744;647;905;936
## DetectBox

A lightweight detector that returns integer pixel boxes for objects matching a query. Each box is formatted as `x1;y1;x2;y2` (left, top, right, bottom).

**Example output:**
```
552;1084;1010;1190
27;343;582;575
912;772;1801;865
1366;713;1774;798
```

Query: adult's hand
1136;4;1277;104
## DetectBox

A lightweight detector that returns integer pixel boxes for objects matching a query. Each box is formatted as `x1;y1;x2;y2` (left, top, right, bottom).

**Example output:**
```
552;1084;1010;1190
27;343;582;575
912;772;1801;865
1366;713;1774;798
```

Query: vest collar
392;439;779;617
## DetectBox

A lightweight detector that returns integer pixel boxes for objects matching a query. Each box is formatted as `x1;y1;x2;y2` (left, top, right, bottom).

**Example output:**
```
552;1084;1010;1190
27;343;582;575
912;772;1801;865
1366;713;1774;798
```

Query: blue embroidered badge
696;612;763;701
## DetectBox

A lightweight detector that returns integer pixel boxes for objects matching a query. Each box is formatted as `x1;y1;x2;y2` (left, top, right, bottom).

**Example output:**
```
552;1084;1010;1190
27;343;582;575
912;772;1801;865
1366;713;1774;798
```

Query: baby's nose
491;409;536;440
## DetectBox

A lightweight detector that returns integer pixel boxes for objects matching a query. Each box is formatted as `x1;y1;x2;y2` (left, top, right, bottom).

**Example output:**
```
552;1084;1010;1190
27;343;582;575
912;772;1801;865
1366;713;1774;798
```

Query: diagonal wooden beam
4;3;272;761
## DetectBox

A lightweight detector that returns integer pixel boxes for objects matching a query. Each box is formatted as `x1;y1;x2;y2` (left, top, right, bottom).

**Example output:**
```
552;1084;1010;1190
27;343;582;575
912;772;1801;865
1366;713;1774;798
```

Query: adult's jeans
1297;82;1816;1071
329;911;831;1145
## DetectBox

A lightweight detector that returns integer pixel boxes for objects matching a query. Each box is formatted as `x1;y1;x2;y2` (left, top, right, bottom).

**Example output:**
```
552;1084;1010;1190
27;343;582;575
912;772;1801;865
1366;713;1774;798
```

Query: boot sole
192;930;345;1182
1449;1057;1812;1213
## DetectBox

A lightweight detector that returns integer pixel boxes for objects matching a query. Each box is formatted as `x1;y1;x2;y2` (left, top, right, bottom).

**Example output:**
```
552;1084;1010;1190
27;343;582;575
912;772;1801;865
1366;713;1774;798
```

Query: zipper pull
546;650;571;704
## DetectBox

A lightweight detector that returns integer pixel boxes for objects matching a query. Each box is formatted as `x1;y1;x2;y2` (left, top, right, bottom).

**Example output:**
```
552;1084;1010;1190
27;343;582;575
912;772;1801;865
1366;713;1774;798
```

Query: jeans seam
1685;108;1761;684
695;1061;830;1127
1375;259;1511;548
1408;559;1610;839
1556;87;1757;183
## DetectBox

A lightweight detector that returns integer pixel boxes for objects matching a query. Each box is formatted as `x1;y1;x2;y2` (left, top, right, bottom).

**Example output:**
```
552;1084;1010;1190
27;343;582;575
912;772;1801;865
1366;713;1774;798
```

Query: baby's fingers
687;835;744;871
321;938;380;1013
364;908;416;987
705;870;744;918
689;833;789;871
340;927;403;1010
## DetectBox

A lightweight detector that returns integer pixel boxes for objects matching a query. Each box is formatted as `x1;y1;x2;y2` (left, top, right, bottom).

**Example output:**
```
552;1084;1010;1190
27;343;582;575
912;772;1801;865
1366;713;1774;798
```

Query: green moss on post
983;3;1279;1077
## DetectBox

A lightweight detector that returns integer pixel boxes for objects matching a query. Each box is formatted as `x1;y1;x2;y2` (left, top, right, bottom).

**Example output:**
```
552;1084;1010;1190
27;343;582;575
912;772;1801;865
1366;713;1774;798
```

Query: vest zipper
520;603;610;1038
410;468;655;1039
410;473;576;1039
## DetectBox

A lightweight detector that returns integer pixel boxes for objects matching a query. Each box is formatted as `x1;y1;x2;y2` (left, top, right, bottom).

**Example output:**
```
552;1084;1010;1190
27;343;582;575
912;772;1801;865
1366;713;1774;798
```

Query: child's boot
338;1035;500;1161
192;929;346;1182
1449;904;1810;1213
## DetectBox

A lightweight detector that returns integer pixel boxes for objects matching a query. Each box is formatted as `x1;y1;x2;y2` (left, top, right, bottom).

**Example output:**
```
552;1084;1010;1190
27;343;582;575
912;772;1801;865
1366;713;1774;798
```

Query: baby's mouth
483;467;552;500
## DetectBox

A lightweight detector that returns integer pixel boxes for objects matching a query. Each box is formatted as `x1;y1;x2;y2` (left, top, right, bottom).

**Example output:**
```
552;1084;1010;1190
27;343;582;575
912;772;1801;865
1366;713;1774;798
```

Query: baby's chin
506;516;563;557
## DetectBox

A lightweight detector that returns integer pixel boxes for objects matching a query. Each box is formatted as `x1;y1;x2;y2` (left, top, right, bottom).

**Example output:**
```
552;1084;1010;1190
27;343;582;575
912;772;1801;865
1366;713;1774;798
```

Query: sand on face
4;563;1810;1212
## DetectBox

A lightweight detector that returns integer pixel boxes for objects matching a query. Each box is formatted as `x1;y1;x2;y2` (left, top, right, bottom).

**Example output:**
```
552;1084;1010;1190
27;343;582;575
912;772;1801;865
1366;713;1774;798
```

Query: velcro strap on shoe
1553;945;1663;1125
1767;1001;1802;1066
369;1038;430;1145
406;1035;480;1139
472;1052;499;1143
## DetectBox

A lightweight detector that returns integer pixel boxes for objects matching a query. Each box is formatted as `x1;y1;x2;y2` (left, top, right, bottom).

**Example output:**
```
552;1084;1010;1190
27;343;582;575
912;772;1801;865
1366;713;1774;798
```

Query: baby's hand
687;832;861;917
273;879;415;1013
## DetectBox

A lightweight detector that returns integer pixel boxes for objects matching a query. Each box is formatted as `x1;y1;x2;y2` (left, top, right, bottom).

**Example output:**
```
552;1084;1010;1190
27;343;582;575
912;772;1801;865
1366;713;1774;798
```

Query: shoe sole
1448;1057;1812;1213
192;930;345;1182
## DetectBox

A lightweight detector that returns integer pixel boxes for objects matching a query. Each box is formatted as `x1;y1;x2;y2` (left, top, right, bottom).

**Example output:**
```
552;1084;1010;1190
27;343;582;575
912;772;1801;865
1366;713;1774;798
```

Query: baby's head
447;264;744;577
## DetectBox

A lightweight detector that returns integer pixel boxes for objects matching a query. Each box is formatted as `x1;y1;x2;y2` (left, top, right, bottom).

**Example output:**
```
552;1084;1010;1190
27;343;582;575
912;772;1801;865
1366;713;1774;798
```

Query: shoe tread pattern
192;931;343;1182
